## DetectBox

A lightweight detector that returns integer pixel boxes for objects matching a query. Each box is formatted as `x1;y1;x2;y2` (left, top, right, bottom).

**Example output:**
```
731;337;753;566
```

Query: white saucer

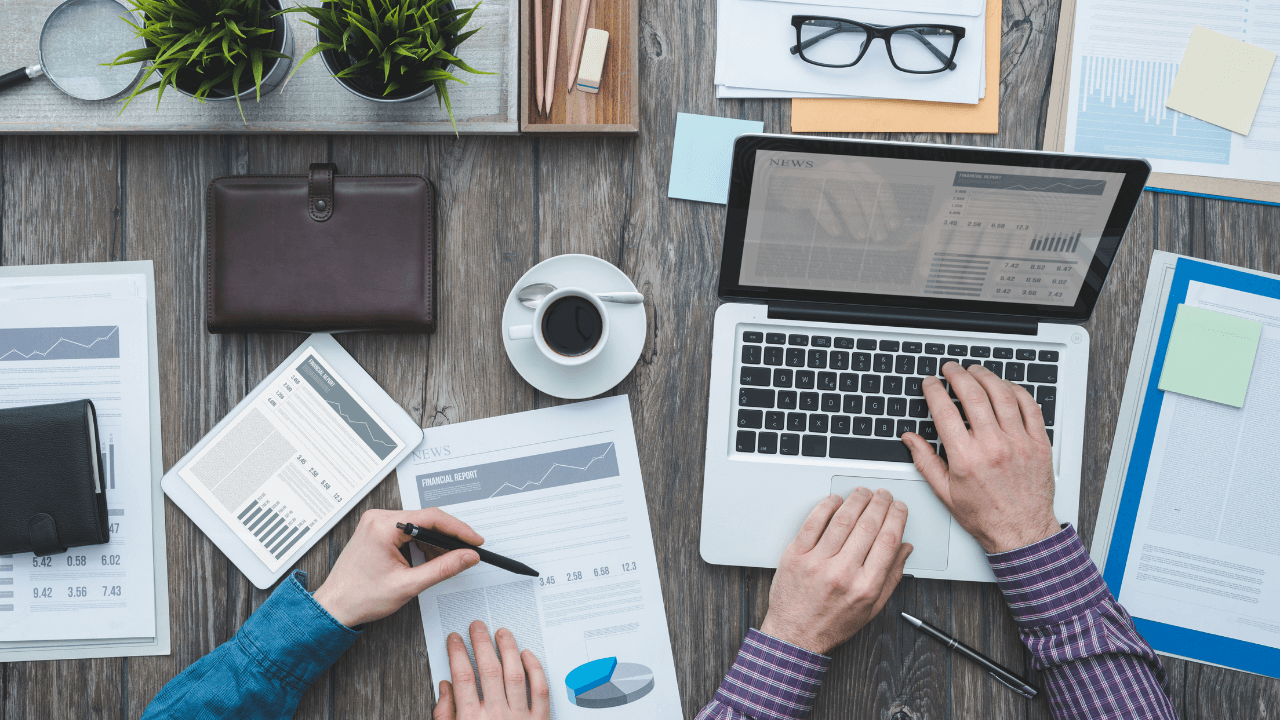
502;254;646;400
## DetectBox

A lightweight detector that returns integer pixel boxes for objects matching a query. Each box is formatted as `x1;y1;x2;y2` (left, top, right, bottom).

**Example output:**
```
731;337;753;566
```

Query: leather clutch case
206;163;437;333
0;400;110;556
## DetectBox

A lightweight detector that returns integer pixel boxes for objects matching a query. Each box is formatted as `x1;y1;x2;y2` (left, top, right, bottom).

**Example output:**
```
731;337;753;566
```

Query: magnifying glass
0;0;144;101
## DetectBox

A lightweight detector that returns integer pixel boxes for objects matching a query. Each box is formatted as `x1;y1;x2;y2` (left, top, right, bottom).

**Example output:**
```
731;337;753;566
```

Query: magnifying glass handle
0;65;45;92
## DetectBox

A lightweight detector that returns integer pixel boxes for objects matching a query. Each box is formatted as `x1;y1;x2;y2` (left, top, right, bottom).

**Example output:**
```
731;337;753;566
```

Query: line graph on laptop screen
739;151;1127;306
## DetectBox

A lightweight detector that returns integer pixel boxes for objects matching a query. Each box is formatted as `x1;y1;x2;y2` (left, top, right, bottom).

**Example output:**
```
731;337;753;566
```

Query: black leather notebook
0;400;110;556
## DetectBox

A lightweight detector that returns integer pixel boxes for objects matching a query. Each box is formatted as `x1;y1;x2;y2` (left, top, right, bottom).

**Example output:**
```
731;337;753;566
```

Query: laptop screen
720;137;1151;322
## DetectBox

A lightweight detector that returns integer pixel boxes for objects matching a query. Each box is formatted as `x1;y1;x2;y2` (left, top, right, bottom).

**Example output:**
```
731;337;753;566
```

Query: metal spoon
517;282;644;309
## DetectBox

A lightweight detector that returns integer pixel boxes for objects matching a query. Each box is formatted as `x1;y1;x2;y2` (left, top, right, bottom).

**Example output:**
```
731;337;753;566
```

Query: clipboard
1044;0;1280;206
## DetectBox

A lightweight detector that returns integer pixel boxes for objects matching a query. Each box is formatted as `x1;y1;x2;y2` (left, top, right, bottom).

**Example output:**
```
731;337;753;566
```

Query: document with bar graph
177;346;405;572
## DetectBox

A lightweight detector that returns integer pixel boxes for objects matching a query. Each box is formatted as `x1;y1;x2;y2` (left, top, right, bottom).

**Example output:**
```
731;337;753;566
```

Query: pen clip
989;671;1035;699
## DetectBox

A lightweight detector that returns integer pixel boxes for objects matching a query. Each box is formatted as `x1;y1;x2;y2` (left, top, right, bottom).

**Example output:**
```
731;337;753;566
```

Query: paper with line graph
178;346;404;571
397;396;683;719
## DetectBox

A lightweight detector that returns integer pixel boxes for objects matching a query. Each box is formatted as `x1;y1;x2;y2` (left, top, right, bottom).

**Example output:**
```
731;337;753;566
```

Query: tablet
162;334;424;589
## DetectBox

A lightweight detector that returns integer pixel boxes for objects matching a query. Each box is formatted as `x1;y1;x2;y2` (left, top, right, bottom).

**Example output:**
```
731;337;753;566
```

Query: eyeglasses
790;16;965;74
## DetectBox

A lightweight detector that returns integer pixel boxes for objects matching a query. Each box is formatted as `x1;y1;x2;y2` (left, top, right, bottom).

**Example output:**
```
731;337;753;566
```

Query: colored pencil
534;0;545;115
565;0;592;93
544;0;564;116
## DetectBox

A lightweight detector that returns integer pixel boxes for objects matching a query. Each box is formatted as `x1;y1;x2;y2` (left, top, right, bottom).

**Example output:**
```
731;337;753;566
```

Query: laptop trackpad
830;476;950;571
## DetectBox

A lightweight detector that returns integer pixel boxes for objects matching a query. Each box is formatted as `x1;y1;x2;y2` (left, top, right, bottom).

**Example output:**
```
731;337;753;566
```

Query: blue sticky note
667;113;764;204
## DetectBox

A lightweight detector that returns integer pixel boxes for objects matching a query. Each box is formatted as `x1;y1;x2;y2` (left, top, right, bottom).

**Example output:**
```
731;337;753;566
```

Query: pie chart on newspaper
565;658;655;708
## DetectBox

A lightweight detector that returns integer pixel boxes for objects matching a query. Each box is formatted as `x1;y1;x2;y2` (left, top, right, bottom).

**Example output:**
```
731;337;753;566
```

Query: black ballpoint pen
901;612;1039;699
397;522;539;577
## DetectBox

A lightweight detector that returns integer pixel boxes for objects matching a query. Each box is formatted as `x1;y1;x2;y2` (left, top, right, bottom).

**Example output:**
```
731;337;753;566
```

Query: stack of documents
715;0;987;102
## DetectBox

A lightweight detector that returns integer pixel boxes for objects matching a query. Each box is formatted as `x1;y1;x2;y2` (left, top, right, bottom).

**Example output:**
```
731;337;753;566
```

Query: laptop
700;135;1150;582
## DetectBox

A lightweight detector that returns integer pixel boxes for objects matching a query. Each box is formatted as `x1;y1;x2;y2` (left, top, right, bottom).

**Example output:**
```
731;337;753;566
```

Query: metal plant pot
317;2;454;103
172;0;294;102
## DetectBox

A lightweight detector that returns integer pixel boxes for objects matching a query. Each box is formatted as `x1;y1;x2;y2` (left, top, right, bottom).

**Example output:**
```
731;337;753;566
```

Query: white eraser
576;28;609;94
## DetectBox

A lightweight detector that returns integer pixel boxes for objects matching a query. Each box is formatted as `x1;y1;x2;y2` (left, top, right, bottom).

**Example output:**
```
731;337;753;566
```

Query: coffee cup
507;287;610;366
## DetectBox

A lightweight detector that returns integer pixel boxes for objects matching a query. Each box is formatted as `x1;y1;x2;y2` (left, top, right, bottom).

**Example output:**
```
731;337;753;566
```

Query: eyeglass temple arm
790;21;957;70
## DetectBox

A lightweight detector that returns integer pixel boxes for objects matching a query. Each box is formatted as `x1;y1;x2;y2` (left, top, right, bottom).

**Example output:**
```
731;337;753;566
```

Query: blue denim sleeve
141;570;361;720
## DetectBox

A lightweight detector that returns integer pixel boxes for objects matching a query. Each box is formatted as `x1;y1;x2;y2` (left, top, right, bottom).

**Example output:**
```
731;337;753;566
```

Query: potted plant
285;0;490;128
110;0;293;121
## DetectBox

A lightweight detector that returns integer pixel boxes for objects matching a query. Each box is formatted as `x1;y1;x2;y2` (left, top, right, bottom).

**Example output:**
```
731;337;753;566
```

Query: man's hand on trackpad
901;362;1060;554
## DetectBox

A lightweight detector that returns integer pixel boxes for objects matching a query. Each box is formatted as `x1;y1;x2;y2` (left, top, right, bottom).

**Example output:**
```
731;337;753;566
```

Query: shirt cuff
711;629;830;720
234;570;362;691
986;524;1110;630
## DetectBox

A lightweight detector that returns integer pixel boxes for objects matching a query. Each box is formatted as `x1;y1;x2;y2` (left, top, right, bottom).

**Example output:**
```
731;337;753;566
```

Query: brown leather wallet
206;163;436;333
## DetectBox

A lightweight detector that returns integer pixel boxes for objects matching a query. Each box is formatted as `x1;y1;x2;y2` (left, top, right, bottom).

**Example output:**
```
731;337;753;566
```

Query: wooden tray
0;0;518;134
519;0;637;134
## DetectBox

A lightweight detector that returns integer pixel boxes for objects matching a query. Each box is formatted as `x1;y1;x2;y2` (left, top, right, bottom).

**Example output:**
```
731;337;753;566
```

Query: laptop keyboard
734;328;1059;462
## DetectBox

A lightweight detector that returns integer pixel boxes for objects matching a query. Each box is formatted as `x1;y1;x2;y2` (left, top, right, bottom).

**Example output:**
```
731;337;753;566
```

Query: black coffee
541;295;603;356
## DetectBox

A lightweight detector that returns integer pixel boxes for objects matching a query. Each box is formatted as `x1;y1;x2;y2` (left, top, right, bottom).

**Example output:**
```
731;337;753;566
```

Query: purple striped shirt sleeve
695;629;829;720
989;524;1178;720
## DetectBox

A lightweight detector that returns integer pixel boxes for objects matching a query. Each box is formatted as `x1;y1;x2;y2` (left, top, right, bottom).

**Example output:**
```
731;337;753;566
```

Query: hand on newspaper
312;508;483;628
759;488;913;655
902;363;1061;554
435;621;551;720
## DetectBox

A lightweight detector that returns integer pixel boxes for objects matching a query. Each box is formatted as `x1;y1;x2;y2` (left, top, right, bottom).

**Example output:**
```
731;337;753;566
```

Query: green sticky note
1158;305;1262;407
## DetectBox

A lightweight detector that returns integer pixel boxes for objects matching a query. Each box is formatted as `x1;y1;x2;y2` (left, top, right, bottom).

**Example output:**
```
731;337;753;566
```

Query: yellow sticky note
1165;26;1277;135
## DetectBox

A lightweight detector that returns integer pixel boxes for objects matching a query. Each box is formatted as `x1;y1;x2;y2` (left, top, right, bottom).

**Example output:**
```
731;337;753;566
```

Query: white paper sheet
1063;0;1280;183
0;277;156;642
397;396;682;719
1118;281;1280;651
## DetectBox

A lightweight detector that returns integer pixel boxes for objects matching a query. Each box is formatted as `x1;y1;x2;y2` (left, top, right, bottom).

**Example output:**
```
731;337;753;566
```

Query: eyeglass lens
890;27;957;72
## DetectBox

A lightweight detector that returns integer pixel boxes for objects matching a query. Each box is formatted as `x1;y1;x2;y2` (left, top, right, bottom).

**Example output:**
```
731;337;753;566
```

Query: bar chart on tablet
236;498;312;560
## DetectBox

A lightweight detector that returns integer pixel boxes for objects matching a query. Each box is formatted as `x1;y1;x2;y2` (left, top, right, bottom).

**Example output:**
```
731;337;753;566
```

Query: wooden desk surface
2;0;1278;716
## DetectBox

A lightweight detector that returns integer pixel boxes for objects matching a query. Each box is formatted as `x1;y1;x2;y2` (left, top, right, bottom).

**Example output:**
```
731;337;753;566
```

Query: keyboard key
818;372;837;391
809;414;829;433
780;433;800;455
765;411;785;430
909;399;929;418
948;344;968;356
971;346;991;358
941;358;959;371
1039;350;1060;362
852;417;873;436
1019;384;1035;396
800;392;819;411
736;431;756;452
843;394;863;414
787;412;807;431
962;359;981;369
866;396;886;415
757;432;778;454
874;418;895;437
1037;386;1056;402
903;342;922;353
1005;362;1025;382
832;415;851;434
741;366;771;386
773;368;794;388
888;397;907;416
789;334;809;346
739;388;774;407
807;349;827;369
1046;429;1054;445
896;419;916;437
916;357;938;376
994;347;1013;359
743;331;763;343
873;354;894;373
821;393;841;413
879;339;900;352
742;345;761;364
766;332;786;345
785;348;805;367
1028;364;1058;383
895;355;916;375
1016;349;1036;360
764;347;783;366
856;338;877;350
796;371;815;389
982;360;1003;378
919;421;938;440
737;409;763;428
839;373;858;392
835;337;856;349
925;343;945;355
778;391;797;409
830;351;850;370
884;376;904;395
905;377;924;396
861;375;881;393
812;336;832;348
802;435;828;457
1040;398;1056;427
829;437;913;463
851;353;872;371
